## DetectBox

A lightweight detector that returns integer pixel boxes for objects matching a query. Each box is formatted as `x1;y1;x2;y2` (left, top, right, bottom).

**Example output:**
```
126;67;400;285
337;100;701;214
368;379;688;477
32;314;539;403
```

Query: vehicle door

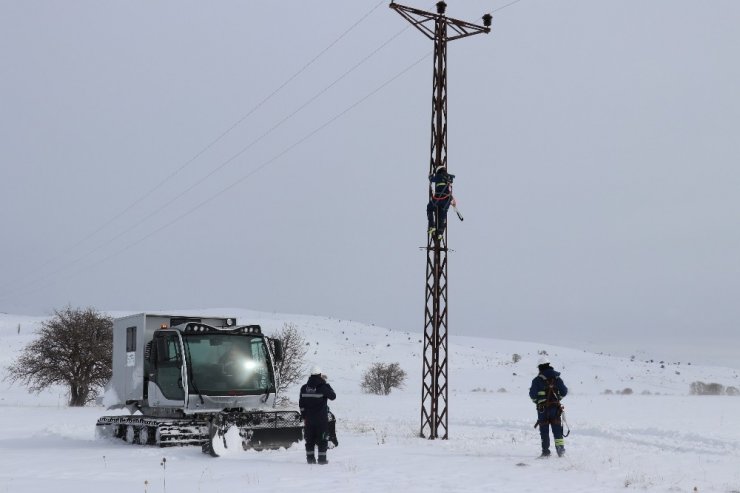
147;331;188;408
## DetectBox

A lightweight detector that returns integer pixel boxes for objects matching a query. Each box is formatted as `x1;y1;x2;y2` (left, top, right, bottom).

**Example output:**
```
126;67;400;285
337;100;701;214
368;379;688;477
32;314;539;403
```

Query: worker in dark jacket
299;366;336;464
529;357;568;457
426;165;456;241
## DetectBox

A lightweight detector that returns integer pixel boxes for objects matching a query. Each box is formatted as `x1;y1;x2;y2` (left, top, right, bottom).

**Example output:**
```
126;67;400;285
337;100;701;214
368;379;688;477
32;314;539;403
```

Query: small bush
726;386;740;396
512;354;521;363
361;362;407;395
619;388;633;395
706;382;725;395
690;381;725;395
603;389;613;395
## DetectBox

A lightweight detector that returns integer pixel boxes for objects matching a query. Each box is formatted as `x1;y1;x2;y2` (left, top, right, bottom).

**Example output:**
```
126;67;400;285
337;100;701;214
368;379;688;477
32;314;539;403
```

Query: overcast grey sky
1;1;738;367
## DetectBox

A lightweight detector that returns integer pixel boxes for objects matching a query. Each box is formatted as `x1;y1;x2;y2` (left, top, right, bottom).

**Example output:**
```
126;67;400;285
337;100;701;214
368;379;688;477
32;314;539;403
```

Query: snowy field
1;309;739;493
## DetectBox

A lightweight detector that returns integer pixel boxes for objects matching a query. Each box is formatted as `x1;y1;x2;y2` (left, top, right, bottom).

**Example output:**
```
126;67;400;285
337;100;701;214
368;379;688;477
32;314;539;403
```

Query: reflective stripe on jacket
299;374;336;425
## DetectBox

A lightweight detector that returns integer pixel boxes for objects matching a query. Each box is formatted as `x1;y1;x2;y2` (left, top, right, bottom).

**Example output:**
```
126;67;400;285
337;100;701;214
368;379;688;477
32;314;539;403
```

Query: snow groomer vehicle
96;313;304;456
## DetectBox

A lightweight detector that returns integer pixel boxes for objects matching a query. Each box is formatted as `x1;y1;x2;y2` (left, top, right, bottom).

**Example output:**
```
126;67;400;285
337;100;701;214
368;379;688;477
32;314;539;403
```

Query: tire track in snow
453;417;739;457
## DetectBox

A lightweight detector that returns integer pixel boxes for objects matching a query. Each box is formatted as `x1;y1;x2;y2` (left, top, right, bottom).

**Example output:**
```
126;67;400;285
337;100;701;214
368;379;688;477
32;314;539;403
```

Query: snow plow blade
238;410;305;451
202;410;305;456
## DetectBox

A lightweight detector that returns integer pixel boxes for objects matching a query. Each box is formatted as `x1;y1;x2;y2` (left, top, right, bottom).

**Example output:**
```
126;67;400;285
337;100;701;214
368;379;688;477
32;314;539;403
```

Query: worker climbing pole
390;1;491;439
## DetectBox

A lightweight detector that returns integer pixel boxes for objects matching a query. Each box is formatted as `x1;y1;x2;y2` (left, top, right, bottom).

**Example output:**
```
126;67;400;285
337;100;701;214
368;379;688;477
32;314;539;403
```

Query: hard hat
537;357;550;367
310;366;322;375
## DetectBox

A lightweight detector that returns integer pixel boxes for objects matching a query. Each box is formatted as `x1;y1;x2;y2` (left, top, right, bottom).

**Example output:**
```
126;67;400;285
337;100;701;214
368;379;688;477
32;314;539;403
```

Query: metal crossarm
390;3;491;41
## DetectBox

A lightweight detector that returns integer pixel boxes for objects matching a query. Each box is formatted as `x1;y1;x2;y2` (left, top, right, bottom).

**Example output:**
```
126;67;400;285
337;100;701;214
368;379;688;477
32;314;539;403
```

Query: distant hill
1;309;738;407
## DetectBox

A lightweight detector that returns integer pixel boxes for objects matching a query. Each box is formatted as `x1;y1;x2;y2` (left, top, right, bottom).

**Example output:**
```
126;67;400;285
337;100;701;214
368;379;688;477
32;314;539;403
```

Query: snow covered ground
1;309;739;492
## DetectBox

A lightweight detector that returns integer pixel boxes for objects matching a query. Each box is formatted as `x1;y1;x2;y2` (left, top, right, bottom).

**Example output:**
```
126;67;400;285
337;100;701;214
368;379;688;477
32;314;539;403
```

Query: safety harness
430;172;454;201
533;375;570;437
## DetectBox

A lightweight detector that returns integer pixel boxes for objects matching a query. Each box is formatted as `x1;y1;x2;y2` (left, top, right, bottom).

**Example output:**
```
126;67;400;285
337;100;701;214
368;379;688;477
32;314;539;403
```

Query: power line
3;0;523;304
0;22;411;302
2;51;431;302
459;0;526;20
107;52;430;261
0;0;385;296
489;0;524;14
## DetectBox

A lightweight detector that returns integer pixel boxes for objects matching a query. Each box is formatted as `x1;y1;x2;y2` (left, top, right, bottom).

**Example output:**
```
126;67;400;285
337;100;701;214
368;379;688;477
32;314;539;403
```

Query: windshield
182;333;274;395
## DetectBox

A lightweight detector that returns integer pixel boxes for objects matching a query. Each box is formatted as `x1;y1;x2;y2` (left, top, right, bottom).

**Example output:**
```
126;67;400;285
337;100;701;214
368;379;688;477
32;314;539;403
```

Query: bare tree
270;323;308;400
361;362;407;395
5;306;113;406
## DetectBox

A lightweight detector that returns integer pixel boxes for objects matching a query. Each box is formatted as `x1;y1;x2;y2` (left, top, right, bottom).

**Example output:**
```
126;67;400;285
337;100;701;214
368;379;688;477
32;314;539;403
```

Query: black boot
556;445;565;457
306;454;316;464
539;449;551;458
317;453;328;465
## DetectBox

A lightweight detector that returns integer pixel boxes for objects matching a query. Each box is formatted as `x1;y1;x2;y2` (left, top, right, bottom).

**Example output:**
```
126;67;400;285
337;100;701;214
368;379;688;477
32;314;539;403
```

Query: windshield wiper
182;337;205;404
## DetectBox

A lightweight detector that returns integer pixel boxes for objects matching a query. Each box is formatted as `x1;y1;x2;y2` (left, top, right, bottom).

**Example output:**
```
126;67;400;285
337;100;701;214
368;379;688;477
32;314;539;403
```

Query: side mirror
272;339;284;362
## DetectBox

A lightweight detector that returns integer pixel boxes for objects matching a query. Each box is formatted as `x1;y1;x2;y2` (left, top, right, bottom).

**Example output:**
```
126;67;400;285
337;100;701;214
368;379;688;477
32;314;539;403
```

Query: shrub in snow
689;381;725;395
704;383;725;395
361;362;407;395
603;389;613;395
689;381;704;395
726;386;739;396
620;388;633;395
512;353;521;363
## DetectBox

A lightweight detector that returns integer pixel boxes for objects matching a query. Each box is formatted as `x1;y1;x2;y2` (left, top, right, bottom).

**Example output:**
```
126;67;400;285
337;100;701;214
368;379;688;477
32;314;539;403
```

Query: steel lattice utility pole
390;1;491;440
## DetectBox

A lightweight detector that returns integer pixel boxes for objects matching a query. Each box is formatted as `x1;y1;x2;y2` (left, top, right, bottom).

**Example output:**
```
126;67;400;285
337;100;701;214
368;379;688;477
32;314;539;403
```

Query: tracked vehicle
96;313;309;456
